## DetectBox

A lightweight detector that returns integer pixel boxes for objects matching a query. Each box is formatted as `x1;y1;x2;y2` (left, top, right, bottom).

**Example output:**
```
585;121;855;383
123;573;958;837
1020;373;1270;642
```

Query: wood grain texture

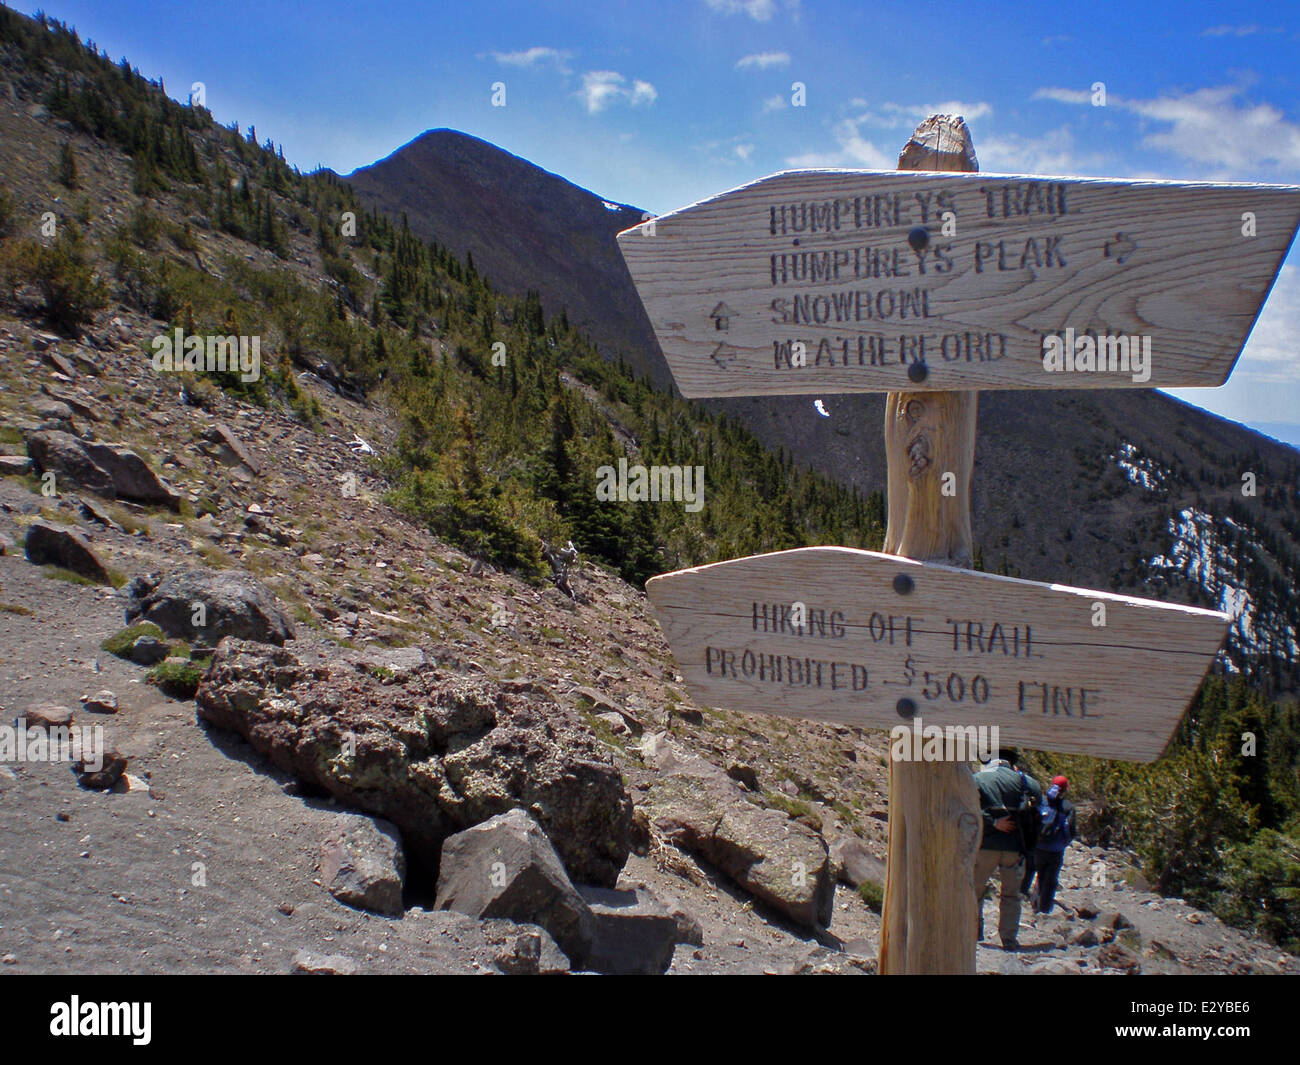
881;114;982;976
644;545;1229;763
618;169;1300;397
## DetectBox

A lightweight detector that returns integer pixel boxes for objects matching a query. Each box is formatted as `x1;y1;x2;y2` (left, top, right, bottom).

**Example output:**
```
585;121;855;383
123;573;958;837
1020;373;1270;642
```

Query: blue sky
26;0;1300;443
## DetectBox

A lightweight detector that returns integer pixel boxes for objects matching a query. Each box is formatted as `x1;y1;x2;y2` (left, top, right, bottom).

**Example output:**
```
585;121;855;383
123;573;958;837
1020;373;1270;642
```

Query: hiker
973;748;1042;950
1031;775;1076;915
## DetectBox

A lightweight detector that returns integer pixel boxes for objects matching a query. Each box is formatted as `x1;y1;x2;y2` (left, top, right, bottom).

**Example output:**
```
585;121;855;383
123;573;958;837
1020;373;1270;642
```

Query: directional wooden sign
647;546;1229;763
618;170;1300;397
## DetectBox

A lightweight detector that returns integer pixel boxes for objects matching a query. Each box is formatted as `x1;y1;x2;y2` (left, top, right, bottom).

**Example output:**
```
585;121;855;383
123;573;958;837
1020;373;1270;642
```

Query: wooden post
878;116;983;975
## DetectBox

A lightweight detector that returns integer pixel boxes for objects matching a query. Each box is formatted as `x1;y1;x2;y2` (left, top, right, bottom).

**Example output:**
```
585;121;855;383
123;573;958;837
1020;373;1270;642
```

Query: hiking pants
1033;848;1066;915
974;849;1023;945
1020;849;1036;896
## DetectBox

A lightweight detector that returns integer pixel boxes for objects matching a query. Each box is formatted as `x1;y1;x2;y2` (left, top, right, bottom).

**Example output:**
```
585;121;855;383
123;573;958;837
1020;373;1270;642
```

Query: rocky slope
0;313;1292;975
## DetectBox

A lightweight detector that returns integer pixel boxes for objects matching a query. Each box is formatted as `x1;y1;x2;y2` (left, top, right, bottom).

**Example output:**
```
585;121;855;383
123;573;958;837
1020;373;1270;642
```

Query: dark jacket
1036;795;1077;853
975;761;1042;852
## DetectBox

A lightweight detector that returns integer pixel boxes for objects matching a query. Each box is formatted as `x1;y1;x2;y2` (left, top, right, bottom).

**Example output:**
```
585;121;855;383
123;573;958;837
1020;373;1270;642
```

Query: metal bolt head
897;697;918;718
892;573;914;595
907;360;928;384
907;226;929;251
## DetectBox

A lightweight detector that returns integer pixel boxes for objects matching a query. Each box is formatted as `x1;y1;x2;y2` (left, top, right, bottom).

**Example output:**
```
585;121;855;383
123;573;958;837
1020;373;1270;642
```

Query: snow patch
1112;442;1168;492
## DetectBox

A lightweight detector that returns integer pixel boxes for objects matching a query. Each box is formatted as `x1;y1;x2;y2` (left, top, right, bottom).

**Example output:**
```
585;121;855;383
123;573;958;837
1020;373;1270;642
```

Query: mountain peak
346;127;664;384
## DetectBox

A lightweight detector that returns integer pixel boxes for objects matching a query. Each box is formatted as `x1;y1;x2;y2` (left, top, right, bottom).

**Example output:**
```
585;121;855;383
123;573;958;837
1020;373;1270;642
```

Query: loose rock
74;749;128;790
644;754;834;928
830;835;886;890
80;690;118;715
291;950;358;975
578;884;679;975
24;520;111;584
129;635;169;665
434;808;595;966
125;570;295;646
23;702;75;729
320;814;406;917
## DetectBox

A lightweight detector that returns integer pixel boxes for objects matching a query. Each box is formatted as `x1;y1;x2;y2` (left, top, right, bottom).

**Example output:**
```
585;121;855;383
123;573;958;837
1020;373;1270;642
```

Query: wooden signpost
646;546;1229;764
618;115;1300;975
618;159;1300;398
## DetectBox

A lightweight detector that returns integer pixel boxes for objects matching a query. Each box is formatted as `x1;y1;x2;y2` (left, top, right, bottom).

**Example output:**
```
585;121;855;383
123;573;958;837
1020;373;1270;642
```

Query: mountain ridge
345;124;1300;692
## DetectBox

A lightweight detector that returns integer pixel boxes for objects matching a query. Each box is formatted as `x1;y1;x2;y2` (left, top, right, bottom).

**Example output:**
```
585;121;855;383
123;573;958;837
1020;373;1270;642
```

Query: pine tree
56;140;78;188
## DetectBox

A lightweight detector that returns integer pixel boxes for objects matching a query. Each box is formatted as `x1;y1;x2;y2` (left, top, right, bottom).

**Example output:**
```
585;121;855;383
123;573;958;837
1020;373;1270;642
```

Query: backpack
1039;797;1071;846
1015;772;1040;853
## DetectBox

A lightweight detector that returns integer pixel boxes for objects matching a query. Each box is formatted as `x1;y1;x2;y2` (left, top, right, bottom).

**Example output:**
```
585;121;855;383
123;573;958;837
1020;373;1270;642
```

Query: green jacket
975;761;1042;852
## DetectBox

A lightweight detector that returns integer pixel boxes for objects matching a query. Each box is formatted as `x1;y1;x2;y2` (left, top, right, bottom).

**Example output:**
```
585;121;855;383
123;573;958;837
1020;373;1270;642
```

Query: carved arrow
1104;231;1137;264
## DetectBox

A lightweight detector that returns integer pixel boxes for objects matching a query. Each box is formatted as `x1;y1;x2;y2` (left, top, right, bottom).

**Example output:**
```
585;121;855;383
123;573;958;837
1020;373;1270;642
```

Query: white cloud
1037;83;1300;176
579;71;657;114
736;51;790;70
1034;87;1092;105
785;117;892;168
854;99;993;129
1201;24;1284;37
695;135;758;166
978;125;1108;176
1129;87;1300;173
705;0;778;19
487;47;571;72
761;94;787;112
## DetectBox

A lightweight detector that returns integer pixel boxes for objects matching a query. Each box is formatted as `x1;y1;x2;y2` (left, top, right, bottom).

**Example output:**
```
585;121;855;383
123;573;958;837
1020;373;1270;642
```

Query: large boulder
81;442;180;508
434;808;595;966
25;430;179;509
320;813;406;917
642;739;834;928
24;520;111;584
124;570;295;646
25;430;113;496
578;885;679;975
195;640;634;888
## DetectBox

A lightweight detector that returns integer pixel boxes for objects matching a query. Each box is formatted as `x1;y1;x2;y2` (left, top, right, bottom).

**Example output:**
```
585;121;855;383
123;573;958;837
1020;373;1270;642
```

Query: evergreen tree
56;140;78;188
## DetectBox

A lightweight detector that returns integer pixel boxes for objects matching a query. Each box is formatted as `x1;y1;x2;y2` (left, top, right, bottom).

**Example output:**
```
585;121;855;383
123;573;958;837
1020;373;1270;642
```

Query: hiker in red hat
1028;774;1077;916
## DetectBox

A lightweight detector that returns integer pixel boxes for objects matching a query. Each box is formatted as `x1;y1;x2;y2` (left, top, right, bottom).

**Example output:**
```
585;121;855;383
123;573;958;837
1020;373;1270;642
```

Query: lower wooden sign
646;546;1229;762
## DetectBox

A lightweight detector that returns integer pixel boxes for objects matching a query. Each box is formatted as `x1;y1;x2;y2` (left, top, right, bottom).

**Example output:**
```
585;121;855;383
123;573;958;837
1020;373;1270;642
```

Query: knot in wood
906;432;931;477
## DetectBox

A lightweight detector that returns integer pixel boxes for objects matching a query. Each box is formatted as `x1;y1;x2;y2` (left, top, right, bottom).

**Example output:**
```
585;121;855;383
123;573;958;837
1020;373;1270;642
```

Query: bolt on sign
618;170;1300;397
646;547;1229;763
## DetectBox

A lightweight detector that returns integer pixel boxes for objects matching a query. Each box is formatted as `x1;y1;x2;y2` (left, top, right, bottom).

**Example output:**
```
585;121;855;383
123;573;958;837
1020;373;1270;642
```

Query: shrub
56;140;78;188
0;185;14;239
1;224;107;333
127;205;162;249
858;880;884;913
147;658;205;698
